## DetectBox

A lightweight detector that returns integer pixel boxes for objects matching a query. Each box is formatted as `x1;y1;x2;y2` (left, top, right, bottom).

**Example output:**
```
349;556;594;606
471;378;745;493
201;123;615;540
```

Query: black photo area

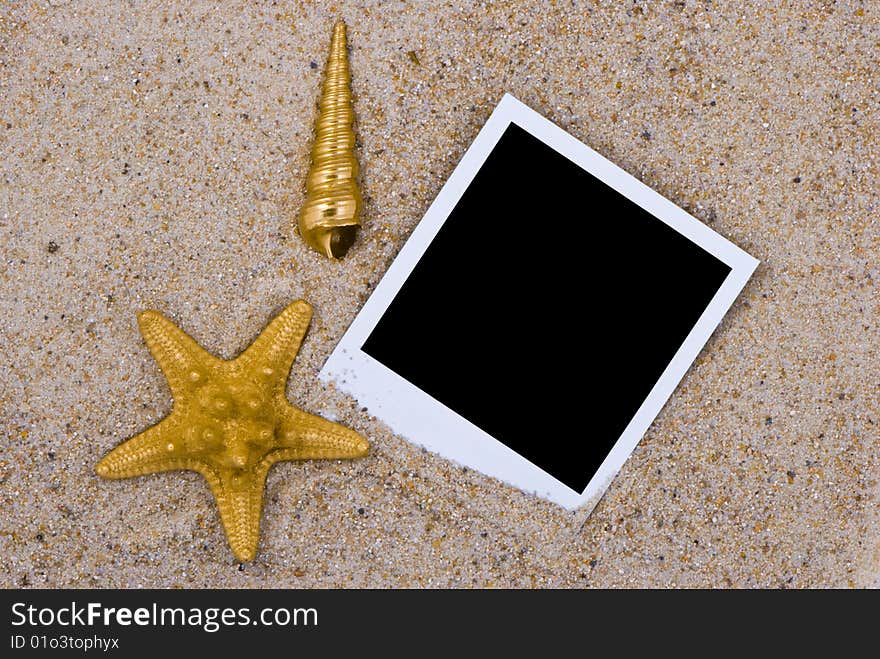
362;123;731;492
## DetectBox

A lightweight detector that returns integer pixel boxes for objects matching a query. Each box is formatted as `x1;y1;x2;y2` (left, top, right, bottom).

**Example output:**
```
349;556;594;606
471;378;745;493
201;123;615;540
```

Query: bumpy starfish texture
96;300;369;562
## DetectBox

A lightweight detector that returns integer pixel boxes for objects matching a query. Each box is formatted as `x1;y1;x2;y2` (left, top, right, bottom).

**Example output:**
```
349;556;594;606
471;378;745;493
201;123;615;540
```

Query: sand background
2;0;878;587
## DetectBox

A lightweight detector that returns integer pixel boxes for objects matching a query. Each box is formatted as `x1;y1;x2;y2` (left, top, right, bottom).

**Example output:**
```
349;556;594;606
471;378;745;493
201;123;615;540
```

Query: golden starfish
96;300;369;562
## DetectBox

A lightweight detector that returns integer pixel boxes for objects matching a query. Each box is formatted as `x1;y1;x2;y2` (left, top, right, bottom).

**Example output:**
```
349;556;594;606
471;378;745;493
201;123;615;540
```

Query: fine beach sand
2;0;878;587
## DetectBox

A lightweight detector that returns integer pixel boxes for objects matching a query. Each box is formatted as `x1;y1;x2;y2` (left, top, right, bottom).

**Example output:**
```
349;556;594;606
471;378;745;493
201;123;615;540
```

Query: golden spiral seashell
298;20;362;259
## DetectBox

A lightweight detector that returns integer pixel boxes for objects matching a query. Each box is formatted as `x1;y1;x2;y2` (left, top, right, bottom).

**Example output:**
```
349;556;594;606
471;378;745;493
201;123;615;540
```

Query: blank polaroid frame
320;94;758;511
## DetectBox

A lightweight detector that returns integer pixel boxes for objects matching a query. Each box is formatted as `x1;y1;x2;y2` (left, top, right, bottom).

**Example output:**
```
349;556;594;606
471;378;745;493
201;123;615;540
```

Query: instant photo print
321;94;758;510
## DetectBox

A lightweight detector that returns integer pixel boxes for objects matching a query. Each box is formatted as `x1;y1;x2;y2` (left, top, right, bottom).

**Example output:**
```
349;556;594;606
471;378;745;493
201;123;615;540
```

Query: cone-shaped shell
298;21;362;259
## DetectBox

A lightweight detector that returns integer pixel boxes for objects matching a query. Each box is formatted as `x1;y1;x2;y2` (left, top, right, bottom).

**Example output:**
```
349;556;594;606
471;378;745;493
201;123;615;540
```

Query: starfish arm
233;300;312;386
138;310;218;397
209;463;271;562
273;406;370;461
96;415;197;479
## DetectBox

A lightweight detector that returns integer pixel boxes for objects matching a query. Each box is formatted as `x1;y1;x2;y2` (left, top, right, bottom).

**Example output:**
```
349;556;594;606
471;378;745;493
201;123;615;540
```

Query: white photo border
320;93;759;511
